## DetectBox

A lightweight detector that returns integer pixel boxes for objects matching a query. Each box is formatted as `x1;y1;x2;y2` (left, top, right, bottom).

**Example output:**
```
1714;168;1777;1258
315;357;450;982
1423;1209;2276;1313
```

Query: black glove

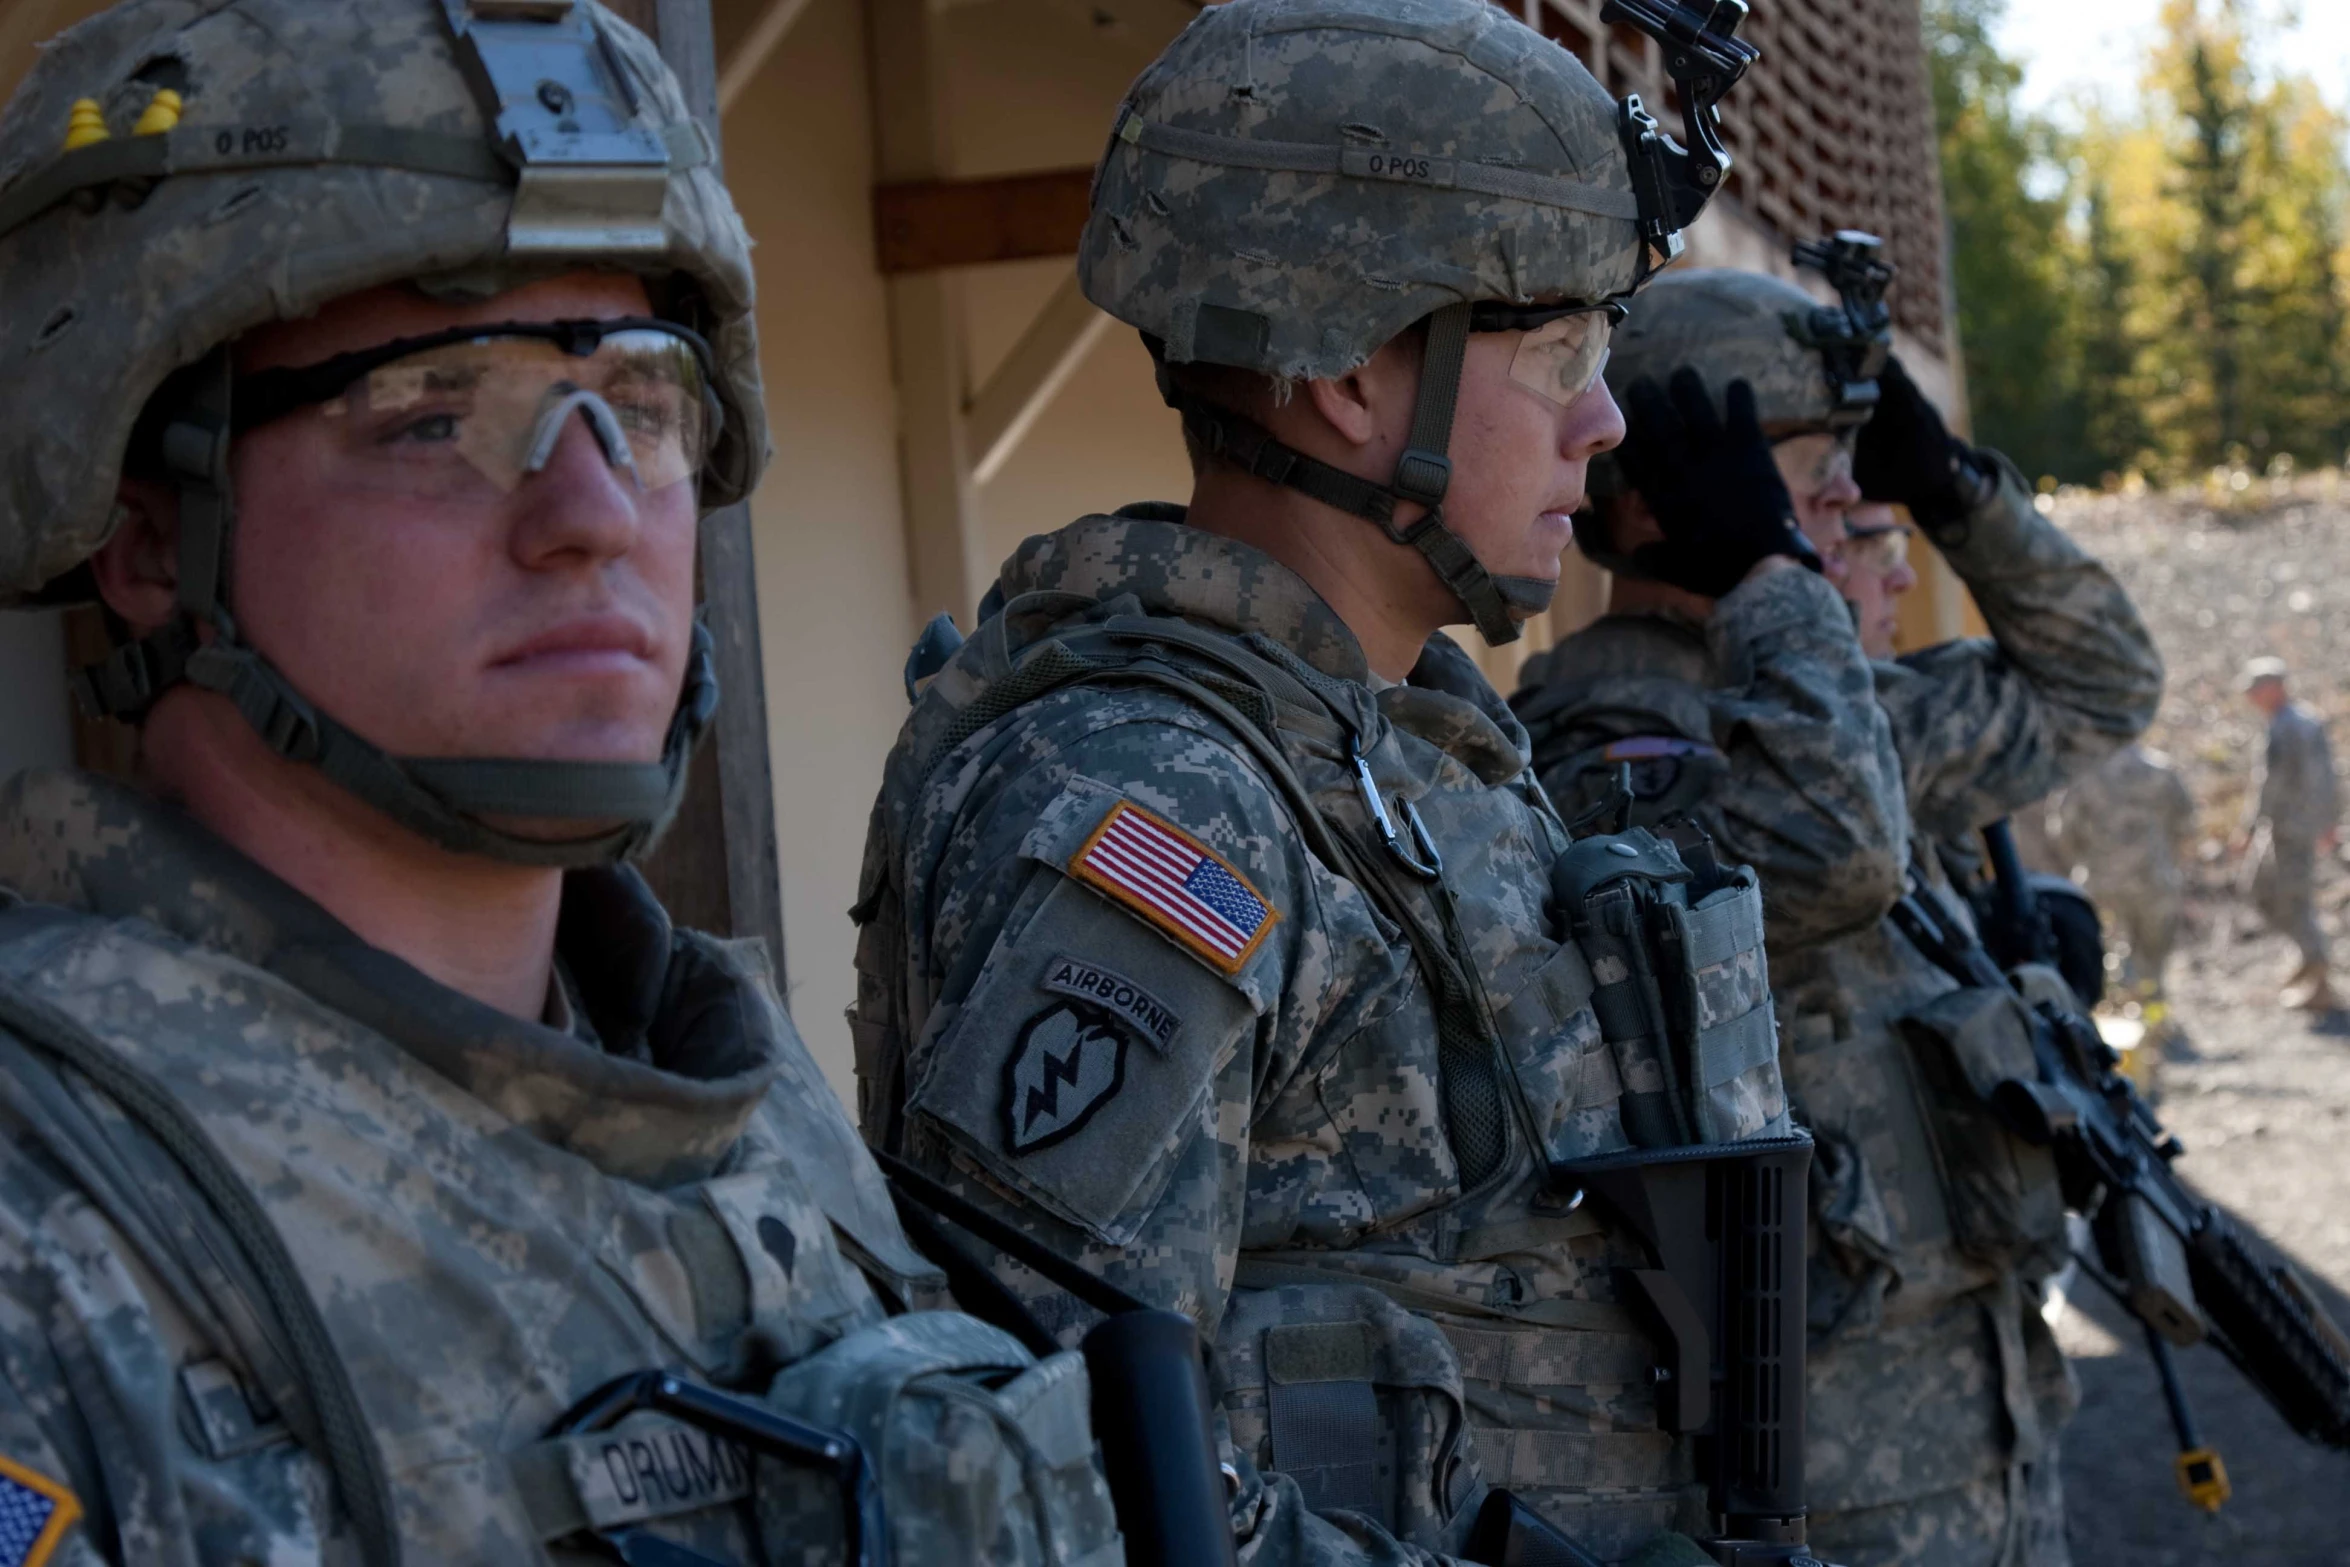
1852;355;1988;527
1616;367;1819;600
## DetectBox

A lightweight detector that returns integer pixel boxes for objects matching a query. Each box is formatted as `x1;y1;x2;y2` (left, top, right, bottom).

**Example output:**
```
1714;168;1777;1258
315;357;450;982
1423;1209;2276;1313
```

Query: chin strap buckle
1389;447;1453;512
186;643;323;763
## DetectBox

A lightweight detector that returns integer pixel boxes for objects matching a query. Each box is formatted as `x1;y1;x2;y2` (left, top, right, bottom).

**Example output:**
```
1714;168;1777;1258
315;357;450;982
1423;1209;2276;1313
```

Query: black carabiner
549;1370;890;1567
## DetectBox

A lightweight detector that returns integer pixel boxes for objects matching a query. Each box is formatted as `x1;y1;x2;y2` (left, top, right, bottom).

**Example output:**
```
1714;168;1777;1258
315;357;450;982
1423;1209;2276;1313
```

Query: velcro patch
1042;955;1183;1053
1005;1003;1129;1153
1069;802;1277;976
0;1454;79;1567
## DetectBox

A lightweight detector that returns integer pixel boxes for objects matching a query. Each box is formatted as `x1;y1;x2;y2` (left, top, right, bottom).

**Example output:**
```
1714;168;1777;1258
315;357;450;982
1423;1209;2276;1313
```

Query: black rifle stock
876;1153;1239;1567
1888;824;2350;1505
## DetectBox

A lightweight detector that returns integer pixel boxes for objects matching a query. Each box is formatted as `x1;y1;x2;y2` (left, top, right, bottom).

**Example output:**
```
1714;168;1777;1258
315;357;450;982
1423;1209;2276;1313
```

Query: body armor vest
0;897;1115;1566
854;582;1793;1555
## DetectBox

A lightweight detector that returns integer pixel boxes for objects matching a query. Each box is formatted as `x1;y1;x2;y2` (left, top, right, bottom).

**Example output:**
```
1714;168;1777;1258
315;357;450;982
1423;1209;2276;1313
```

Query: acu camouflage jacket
854;509;1794;1566
0;770;1067;1567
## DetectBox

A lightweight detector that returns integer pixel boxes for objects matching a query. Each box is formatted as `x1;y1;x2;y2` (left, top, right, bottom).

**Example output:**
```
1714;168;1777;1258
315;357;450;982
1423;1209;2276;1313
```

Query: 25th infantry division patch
0;1455;78;1567
1004;1003;1129;1154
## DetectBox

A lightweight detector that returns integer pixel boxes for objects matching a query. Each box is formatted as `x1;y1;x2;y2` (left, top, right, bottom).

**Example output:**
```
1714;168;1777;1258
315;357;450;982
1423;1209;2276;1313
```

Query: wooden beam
872;167;1094;274
968;271;1112;485
716;0;817;113
871;0;992;627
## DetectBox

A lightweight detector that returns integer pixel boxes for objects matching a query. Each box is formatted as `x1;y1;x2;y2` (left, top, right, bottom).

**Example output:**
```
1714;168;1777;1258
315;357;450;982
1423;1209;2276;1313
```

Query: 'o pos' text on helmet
1077;0;1757;645
0;0;768;867
1575;229;1894;573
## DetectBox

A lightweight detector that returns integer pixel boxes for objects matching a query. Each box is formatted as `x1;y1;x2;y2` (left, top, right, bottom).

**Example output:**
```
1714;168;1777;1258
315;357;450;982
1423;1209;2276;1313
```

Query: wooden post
584;0;790;974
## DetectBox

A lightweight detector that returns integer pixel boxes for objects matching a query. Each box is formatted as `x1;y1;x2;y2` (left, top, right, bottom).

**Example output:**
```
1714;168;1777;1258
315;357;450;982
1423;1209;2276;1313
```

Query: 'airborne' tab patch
1042;955;1183;1052
0;1454;79;1567
1069;802;1277;976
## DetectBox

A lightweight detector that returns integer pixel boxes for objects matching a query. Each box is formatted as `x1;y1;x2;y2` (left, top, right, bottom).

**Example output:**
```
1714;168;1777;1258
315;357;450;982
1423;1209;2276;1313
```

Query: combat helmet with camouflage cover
1078;0;1757;644
0;0;765;866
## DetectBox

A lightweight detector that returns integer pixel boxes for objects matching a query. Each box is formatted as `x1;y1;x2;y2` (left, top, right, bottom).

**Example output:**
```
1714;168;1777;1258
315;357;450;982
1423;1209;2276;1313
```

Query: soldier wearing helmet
0;3;1124;1562
1512;246;2163;1565
851;2;1812;1561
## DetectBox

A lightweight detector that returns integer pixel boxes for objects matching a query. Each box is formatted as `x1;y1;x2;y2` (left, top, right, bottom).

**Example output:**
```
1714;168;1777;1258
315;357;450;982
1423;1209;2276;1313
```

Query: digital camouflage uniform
855;510;1793;1566
2240;701;2340;970
0;3;1123;1562
1515;272;2163;1567
0;770;1124;1565
2047;745;2196;992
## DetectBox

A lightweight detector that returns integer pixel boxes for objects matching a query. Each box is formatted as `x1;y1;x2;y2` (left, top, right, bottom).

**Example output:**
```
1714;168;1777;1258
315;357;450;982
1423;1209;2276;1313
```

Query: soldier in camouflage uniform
851;3;1806;1562
0;4;1124;1564
2048;744;2196;1003
2236;658;2342;1010
1512;265;2164;1566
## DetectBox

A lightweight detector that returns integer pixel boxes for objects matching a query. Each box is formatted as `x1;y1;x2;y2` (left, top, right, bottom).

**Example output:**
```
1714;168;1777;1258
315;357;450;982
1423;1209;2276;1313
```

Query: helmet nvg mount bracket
1789;229;1896;423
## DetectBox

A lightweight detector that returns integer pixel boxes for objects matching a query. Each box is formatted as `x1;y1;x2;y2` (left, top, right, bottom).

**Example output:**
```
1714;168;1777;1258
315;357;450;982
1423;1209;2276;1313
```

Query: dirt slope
2023;481;2350;1562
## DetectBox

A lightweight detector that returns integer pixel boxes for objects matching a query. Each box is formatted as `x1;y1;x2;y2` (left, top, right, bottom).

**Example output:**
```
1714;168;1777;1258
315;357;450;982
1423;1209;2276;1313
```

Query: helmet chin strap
75;349;715;869
1159;304;1554;647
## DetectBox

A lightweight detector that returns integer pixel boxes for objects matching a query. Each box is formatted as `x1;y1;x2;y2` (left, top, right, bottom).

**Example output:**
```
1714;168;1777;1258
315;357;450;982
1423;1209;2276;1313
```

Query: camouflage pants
1807;1460;2069;1567
2247;834;2328;967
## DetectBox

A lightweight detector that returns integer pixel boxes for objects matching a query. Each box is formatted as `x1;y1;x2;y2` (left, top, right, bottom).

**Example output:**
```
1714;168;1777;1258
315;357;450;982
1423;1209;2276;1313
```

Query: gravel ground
2027;480;2350;1563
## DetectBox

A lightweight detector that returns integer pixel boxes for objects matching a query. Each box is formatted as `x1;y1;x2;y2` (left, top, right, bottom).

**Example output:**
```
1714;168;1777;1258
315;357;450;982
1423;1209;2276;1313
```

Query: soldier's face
1840;504;1916;657
221;275;698;771
1437;327;1628;609
1768;429;1862;562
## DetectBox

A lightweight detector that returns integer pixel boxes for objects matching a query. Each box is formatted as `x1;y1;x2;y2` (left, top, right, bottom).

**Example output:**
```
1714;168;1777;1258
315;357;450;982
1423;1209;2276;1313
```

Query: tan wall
722;0;922;1104
942;0;1196;576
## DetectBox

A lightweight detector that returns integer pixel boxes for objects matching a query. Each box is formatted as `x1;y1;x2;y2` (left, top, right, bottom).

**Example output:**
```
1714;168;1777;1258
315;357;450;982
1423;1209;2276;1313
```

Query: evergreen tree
1922;0;2087;481
2156;0;2257;465
2075;171;2151;477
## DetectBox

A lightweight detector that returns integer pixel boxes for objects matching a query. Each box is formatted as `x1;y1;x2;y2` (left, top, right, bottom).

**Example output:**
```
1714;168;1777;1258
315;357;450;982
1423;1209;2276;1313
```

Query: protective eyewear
1471;300;1626;410
231;318;720;500
1768;427;1857;496
1845;522;1913;572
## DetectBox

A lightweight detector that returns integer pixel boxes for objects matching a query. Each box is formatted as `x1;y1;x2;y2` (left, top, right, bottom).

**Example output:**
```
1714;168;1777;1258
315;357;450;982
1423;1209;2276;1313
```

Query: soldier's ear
1299;330;1421;454
91;479;182;635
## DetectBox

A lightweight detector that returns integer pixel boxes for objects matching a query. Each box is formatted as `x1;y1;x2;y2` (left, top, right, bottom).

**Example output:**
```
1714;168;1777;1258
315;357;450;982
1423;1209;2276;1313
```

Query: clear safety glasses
1769;426;1857;499
1846;522;1913;572
1470;299;1626;411
232;317;719;500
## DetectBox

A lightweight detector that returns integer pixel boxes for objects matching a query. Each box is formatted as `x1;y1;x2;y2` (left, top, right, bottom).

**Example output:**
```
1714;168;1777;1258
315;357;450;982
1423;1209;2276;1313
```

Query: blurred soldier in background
1515;248;2164;1565
2237;658;2342;1010
2049;744;2197;1010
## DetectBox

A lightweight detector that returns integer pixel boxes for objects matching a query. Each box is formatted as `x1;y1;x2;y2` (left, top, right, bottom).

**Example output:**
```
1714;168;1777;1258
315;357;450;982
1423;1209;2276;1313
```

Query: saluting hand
1852;356;1987;527
1616;367;1820;600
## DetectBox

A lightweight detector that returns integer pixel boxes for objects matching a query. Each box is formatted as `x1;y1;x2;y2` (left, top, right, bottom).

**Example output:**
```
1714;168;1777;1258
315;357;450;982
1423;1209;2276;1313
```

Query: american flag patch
0;1455;77;1567
1071;803;1278;974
